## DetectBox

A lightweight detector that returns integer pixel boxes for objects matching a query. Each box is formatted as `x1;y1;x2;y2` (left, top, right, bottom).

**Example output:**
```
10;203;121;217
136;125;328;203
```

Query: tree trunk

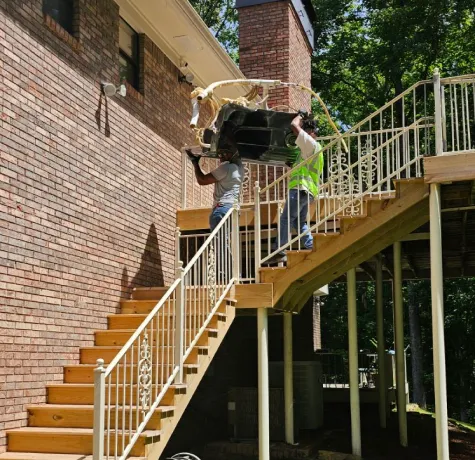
459;373;468;422
408;283;427;408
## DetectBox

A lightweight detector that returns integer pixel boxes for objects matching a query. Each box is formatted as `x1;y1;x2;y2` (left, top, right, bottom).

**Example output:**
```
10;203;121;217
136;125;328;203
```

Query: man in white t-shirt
267;113;323;265
186;148;244;231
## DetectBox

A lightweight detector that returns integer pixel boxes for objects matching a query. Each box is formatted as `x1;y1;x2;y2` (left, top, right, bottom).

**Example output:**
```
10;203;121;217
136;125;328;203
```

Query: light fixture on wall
101;81;127;97
178;61;195;85
178;73;195;84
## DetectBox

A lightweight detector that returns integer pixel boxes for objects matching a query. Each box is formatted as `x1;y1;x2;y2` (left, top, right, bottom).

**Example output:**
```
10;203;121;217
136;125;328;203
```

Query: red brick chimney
237;0;315;111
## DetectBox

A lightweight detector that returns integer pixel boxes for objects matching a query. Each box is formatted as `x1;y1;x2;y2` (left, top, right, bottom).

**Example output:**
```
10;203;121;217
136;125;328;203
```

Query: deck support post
393;241;408;447
430;182;450;460
283;312;294;444
376;254;387;428
257;307;270;460
347;267;362;457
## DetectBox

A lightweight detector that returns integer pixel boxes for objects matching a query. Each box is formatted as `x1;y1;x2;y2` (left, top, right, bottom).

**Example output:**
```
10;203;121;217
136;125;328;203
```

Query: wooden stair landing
176;192;394;231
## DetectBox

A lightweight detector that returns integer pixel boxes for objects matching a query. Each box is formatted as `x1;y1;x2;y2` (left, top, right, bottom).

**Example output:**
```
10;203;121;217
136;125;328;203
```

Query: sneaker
263;252;287;266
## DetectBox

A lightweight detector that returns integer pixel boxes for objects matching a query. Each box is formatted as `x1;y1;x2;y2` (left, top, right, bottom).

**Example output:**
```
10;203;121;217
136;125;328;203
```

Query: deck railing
255;82;434;263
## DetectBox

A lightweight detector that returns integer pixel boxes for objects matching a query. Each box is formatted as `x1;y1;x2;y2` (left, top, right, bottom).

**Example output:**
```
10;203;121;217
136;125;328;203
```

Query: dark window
43;0;75;35
119;18;139;90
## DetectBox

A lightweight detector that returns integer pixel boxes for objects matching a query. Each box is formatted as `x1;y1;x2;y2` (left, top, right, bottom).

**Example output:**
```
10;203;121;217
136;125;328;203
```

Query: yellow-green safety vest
288;142;324;197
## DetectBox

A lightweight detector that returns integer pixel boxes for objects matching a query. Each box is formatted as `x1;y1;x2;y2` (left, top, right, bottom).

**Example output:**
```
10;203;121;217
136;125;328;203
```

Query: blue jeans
278;189;314;251
209;204;238;279
209;204;232;231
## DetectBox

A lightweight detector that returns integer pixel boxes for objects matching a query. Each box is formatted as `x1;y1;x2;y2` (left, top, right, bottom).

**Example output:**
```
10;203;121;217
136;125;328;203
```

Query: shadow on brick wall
95;93;111;138
121;223;165;299
1;0;119;96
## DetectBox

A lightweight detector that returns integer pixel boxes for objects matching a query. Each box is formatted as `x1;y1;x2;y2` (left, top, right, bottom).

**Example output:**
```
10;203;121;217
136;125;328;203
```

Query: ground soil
317;404;475;459
196;404;475;460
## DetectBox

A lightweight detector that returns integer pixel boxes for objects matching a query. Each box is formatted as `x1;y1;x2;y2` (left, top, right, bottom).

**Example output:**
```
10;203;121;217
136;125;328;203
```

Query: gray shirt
211;159;244;206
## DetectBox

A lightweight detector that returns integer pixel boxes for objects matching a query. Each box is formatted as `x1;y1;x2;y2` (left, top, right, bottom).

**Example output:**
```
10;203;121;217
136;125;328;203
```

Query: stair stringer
144;302;236;460
262;179;430;313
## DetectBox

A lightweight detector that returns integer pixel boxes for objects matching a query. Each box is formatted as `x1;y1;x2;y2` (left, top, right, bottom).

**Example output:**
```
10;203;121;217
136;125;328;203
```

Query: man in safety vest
267;112;323;265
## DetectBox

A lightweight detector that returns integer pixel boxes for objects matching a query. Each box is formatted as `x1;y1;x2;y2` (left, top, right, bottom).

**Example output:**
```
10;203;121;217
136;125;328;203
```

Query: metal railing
179;207;257;283
440;74;475;154
254;74;436;264
317;352;378;388
181;156;289;209
93;207;240;460
256;116;432;264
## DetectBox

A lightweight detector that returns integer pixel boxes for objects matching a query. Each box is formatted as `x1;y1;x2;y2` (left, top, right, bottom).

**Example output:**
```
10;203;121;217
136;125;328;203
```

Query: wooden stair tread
0;454;146;460
108;313;226;318
80;345;209;351
7;427;155;435
46;383;187;390
26;404;175;411
65;363;199;369
259;266;286;272
6;427;161;438
363;192;395;200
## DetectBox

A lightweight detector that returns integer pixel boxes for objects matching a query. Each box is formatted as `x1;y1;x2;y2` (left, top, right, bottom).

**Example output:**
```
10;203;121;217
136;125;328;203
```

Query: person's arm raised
291;114;303;135
192;160;219;186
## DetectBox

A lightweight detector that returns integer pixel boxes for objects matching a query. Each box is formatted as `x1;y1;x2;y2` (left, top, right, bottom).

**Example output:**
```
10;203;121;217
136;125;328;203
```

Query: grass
405;403;475;432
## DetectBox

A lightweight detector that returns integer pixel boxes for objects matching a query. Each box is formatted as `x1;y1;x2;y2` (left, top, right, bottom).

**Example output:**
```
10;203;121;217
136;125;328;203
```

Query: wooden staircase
0;178;428;460
261;178;430;311
177;178;430;313
0;289;237;460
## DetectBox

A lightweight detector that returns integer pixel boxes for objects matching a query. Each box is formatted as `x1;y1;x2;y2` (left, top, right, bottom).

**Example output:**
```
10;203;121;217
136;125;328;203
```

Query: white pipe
393;241;408;447
258;307;270;460
190;97;200;128
197;78;281;101
375;255;387;428
347;268;361;457
283;312;294;445
430;183;450;459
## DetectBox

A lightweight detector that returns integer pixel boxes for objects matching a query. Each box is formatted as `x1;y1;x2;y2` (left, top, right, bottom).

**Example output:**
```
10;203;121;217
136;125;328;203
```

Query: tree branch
214;0;233;41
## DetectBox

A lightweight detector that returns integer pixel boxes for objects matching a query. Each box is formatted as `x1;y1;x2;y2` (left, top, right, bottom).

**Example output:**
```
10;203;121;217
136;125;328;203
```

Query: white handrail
104;279;181;378
182;207;234;276
260;79;432;194
94;207;238;460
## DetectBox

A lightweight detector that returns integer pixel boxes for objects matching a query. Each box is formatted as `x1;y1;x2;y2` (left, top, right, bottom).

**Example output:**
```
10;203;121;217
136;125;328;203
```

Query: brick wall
238;0;312;111
0;0;207;450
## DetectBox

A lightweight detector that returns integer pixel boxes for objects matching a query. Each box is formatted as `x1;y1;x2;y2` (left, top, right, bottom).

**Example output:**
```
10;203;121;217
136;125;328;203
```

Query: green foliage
311;0;475;126
322;278;475;424
188;0;238;63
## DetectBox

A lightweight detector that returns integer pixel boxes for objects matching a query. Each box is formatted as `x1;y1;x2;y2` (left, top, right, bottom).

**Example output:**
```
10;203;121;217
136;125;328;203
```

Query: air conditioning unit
228;387;298;441
269;361;323;429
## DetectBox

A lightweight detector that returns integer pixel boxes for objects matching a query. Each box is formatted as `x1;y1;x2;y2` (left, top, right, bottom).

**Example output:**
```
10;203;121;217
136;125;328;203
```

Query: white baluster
93;359;106;460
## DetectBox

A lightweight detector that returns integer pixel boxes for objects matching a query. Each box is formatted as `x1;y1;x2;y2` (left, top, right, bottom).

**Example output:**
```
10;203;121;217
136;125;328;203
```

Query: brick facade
0;0;205;451
238;0;312;111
